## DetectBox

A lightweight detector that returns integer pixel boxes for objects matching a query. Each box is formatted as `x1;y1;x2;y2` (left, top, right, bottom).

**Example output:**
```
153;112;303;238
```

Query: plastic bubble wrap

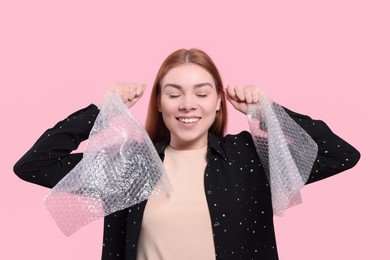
44;94;172;236
247;94;318;216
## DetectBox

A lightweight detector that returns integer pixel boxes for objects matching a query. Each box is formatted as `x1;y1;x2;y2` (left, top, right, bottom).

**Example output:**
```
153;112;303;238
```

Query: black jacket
14;104;360;259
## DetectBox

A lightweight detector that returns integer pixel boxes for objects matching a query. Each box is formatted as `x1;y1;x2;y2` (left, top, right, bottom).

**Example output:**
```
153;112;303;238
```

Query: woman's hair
145;48;227;143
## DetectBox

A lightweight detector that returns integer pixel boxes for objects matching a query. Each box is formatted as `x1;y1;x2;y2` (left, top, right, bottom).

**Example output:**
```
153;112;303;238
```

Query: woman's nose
178;96;197;111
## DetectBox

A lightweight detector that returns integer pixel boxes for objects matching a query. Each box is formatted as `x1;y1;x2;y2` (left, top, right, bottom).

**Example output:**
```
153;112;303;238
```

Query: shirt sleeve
14;103;131;257
13;104;100;188
283;107;361;184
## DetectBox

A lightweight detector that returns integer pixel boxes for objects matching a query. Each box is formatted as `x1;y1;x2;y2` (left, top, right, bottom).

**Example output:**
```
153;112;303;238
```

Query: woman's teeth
178;118;200;124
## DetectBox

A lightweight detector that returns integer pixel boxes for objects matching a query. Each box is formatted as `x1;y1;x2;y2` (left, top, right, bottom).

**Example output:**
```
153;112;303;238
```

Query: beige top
137;146;216;260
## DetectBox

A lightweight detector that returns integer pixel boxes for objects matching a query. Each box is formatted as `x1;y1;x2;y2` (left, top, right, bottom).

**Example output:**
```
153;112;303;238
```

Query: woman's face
159;63;221;150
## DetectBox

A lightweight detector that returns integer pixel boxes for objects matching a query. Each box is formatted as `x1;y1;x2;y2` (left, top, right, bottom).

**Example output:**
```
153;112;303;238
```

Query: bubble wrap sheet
247;94;318;216
44;94;172;236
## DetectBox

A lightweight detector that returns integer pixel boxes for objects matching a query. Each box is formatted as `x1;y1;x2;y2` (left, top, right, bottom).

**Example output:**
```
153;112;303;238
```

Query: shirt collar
207;132;227;160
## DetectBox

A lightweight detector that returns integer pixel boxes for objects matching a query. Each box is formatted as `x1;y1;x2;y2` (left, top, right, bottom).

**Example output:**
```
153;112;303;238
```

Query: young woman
14;48;360;259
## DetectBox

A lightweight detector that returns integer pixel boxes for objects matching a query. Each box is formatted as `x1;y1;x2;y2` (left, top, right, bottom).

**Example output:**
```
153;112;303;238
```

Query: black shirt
14;104;360;260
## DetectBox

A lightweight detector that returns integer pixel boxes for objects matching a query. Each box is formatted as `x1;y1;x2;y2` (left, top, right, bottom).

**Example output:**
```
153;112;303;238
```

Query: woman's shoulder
210;131;255;150
222;131;253;142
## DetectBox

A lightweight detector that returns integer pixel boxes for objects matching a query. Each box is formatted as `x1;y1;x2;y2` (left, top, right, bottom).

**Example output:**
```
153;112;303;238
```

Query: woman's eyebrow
162;82;213;90
162;83;182;90
194;83;214;89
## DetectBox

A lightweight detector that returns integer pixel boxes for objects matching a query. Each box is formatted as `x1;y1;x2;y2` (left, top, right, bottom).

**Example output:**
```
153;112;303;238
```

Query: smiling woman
145;49;228;147
158;64;222;150
13;48;360;260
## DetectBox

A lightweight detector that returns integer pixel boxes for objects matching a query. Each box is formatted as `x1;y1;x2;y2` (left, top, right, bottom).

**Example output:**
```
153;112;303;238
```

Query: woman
14;48;360;259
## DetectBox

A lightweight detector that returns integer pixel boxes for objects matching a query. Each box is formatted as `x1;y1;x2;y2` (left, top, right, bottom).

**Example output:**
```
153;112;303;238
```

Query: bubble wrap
44;94;172;236
247;94;318;216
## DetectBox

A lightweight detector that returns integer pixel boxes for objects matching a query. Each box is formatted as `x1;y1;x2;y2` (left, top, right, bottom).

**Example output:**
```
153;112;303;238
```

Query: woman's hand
98;82;146;109
225;84;265;114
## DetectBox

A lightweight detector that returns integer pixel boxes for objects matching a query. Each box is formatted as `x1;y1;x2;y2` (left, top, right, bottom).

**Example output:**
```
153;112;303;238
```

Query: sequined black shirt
14;104;360;260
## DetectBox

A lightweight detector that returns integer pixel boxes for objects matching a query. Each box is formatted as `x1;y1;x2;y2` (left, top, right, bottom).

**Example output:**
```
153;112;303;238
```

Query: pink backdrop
1;0;388;259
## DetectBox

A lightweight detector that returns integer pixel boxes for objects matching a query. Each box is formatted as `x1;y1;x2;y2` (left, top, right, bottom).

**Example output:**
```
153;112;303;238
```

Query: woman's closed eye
167;93;181;98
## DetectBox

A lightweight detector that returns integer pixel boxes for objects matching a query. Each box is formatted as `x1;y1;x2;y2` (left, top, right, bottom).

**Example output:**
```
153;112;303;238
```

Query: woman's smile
176;117;201;124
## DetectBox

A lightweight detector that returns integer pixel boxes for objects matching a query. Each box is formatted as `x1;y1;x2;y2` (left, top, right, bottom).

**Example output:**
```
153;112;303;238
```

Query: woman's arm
13;104;99;188
14;83;146;189
284;107;361;184
225;84;360;183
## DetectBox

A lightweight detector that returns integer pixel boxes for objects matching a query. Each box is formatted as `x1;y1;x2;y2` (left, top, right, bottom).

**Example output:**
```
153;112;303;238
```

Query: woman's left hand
225;84;265;114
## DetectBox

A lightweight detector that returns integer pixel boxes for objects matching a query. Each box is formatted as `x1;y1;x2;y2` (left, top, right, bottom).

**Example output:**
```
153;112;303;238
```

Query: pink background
1;0;388;259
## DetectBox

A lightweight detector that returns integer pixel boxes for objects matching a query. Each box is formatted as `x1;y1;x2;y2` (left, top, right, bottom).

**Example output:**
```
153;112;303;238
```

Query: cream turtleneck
137;146;215;260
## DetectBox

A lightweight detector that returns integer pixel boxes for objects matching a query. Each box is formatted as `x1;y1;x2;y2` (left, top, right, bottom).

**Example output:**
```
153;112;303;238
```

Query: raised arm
13;105;99;188
225;84;360;183
284;107;360;184
14;82;146;188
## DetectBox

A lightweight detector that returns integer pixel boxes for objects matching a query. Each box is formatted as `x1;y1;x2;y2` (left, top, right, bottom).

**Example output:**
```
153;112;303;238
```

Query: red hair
145;48;227;143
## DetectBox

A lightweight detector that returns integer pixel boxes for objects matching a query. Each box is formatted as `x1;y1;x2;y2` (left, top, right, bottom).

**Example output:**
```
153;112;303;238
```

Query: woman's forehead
161;63;215;87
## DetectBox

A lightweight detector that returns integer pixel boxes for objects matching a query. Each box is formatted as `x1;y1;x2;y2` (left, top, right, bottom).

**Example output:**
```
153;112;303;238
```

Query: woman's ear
216;95;222;111
158;99;162;112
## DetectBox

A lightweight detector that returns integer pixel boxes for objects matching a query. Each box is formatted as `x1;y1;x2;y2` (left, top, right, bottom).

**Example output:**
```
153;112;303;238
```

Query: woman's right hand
97;82;146;109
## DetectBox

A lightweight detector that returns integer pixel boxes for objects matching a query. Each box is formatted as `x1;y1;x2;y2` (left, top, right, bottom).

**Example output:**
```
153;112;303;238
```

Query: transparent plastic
247;94;318;216
44;94;172;235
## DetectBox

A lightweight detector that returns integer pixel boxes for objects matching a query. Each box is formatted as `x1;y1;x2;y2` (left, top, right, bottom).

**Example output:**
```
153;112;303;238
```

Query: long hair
145;48;227;143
